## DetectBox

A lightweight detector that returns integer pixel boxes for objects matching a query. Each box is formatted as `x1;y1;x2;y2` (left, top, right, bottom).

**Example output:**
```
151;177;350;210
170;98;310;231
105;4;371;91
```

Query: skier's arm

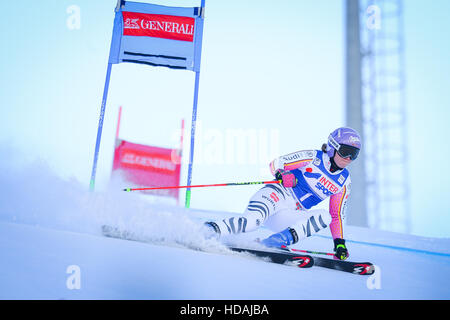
328;179;351;240
269;150;315;176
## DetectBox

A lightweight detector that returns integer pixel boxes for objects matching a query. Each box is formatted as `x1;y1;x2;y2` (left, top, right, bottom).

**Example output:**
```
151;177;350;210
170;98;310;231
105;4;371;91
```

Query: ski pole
281;245;335;257
123;180;281;192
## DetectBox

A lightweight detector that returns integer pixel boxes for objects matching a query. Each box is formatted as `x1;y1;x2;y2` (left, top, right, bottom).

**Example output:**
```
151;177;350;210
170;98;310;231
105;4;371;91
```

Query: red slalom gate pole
123;180;281;192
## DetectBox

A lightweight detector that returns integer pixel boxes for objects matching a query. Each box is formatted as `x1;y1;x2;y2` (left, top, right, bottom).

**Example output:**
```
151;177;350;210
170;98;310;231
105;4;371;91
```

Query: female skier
205;127;362;260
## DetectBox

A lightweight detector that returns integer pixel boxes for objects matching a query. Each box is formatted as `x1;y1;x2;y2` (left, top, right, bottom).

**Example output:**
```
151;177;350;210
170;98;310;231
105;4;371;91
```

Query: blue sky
0;0;449;237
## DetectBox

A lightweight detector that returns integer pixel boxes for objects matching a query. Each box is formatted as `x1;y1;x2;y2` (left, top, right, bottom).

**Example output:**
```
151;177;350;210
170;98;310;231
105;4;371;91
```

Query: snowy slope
1;219;450;300
1;157;450;300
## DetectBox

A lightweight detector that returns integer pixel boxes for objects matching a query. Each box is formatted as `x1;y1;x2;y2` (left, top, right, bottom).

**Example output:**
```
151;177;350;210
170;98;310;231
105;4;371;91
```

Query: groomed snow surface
0;157;449;300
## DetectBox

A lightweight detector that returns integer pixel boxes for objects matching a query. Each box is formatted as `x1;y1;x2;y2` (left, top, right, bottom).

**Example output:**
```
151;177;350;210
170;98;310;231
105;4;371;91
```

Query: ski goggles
328;135;360;160
336;144;360;160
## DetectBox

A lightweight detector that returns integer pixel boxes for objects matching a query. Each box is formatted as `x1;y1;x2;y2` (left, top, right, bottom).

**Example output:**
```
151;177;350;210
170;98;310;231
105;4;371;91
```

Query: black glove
333;238;349;260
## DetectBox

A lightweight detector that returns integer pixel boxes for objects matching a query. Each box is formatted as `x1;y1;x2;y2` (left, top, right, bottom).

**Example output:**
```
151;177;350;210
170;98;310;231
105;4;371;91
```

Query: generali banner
109;1;204;71
112;139;182;200
122;12;195;42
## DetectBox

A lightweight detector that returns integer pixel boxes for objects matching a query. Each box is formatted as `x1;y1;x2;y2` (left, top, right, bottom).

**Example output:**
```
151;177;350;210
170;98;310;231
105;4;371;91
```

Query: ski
286;246;375;275
228;246;313;268
312;256;375;275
